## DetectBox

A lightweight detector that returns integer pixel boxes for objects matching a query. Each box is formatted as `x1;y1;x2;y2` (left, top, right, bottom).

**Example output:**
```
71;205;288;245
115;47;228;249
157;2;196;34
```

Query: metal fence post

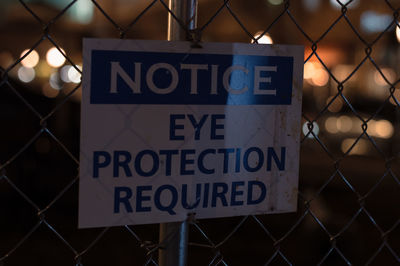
158;1;198;266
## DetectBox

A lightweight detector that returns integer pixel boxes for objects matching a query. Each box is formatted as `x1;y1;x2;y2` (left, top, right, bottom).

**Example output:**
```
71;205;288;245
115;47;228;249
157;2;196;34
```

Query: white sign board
79;38;303;228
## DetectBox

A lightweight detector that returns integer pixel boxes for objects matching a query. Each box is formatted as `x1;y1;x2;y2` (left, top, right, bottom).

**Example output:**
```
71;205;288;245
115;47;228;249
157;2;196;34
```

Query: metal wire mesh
0;0;399;265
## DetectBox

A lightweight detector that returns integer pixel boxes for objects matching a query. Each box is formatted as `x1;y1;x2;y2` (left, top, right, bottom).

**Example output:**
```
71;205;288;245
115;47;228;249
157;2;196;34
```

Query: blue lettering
188;114;208;140
180;149;195;175
231;181;245;206
211;114;225;140
247;181;267;205
113;150;132;177
135;150;159;177
170;114;185;140
114;187;133;213
211;182;228;207
243;147;264;172
136;185;152;212
160;149;179;176
267;147;286;171
182;184;201;209
217;148;234;173
93;151;111;178
203;183;210;208
154;185;178;215
198;149;216;174
235;148;241;173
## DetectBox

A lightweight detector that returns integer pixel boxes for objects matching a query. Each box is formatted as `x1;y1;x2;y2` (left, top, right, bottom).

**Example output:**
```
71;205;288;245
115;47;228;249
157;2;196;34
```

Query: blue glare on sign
302;121;319;138
360;11;392;33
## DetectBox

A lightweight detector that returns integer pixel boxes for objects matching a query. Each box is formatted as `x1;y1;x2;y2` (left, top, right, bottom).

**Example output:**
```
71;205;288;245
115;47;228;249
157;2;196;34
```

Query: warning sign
79;38;303;228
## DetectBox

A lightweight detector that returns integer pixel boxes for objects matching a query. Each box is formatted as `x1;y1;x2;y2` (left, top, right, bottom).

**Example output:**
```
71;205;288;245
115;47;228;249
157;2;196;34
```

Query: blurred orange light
375;120;394;139
312;68;329;86
304;46;345;67
20;49;39;68
389;89;400;106
326;96;343;113
341;138;368;155
304;62;316;80
374;68;396;86
42;83;60;98
0;51;13;68
325;117;338;133
337;115;352;133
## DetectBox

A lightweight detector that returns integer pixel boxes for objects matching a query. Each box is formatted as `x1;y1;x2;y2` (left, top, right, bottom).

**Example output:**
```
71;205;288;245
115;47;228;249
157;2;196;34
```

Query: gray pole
167;0;198;41
159;1;198;266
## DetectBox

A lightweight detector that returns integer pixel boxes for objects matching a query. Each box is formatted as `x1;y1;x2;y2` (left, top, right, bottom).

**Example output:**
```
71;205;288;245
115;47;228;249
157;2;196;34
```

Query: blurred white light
268;0;283;5
20;49;39;68
46;47;66;68
396;25;400;43
303;0;321;12
330;0;359;9
252;32;273;44
49;72;62;90
68;0;94;24
67;65;82;83
17;66;35;83
361;11;392;33
60;65;73;83
302;121;319;138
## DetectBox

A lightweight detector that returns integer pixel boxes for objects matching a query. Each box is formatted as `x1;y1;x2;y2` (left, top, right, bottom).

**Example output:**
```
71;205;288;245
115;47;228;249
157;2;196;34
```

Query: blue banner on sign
90;50;293;105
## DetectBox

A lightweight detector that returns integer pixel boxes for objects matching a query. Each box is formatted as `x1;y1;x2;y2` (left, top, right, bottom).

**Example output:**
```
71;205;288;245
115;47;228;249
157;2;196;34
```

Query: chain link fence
0;0;399;265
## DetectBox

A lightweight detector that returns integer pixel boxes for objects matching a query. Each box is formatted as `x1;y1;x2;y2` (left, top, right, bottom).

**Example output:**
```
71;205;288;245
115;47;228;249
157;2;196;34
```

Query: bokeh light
373;68;396;86
337;115;353;133
252;32;273;44
49;72;62;90
302;121;319;138
374;120;394;139
68;65;82;83
17;66;35;83
325;116;339;134
341;138;368;155
312;68;329;86
46;47;66;68
42;83;60;98
20;49;39;68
